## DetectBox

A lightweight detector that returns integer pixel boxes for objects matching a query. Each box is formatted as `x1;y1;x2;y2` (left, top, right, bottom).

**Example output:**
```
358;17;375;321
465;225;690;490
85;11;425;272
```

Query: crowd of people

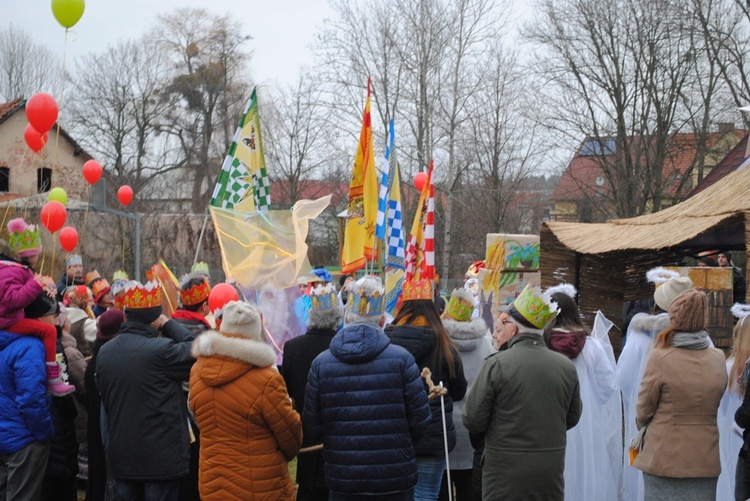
2;214;750;501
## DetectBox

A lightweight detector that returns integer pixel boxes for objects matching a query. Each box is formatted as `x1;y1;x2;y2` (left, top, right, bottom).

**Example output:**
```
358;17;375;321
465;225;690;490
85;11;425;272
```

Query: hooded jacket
385;323;468;457
0;330;54;454
0;258;43;330
547;327;587;360
304;322;431;495
189;331;302;501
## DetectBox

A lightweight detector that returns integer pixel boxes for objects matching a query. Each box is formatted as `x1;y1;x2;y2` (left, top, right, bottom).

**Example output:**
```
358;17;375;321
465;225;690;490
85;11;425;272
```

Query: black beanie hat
124;305;162;325
24;293;59;319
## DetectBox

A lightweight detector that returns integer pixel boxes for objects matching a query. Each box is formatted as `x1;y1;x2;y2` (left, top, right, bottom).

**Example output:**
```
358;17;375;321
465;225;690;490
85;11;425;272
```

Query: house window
37;167;52;193
0;167;8;192
580;139;616;156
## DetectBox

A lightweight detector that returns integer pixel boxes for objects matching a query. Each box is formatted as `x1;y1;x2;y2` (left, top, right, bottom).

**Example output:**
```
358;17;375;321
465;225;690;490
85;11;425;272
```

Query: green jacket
463;331;581;501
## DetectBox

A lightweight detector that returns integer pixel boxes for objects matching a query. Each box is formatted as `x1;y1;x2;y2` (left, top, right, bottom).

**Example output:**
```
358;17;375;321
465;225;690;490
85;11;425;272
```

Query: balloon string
122;223;125;270
51;28;69;185
51;232;57;280
80;184;90;242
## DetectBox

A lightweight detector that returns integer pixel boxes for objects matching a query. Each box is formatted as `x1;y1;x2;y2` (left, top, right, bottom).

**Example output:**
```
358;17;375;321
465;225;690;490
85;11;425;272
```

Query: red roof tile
687;134;749;198
0;99;23;125
554;131;745;202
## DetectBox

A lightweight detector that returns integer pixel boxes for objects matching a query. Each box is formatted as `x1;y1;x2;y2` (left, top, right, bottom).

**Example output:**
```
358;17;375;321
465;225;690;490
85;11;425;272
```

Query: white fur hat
220;300;262;340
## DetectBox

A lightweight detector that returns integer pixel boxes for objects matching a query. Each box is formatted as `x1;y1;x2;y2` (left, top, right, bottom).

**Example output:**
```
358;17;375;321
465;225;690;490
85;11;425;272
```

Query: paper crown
122;280;163;310
7;218;42;257
465;260;485;279
511;285;559;329
191;261;210;276
402;279;433;302
90;278;111;303
64;285;93;308
85;270;101;286
112;270;129;282
111;279;133;311
179;274;211;306
446;288;475;322
66;254;82;267
310;283;338;313
347;277;385;317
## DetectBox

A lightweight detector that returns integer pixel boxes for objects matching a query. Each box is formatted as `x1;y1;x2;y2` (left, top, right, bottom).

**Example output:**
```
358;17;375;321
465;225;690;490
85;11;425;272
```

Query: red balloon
414;171;428;192
208;283;239;313
40;201;67;233
82;160;103;185
59;226;79;252
23;124;48;153
117;185;133;206
26;93;58;134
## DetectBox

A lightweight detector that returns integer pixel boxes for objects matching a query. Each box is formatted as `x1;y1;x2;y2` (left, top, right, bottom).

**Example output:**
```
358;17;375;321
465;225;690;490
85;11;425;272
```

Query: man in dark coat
282;282;344;501
463;285;582;501
303;276;432;501
96;281;195;500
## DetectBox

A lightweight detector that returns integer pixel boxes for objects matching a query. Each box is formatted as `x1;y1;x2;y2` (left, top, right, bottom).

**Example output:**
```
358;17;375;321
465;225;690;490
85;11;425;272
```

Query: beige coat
634;342;727;478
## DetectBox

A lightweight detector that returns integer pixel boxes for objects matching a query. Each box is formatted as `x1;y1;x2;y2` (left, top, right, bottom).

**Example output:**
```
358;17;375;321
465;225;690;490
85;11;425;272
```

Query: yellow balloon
51;0;85;29
48;187;68;206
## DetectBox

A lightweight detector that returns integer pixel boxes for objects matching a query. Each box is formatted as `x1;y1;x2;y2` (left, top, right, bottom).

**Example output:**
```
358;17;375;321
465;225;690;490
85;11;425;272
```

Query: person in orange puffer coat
189;300;302;501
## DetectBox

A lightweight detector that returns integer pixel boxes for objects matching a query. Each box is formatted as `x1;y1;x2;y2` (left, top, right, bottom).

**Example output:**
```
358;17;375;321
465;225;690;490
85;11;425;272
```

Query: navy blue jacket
303;322;431;495
0;330;54;454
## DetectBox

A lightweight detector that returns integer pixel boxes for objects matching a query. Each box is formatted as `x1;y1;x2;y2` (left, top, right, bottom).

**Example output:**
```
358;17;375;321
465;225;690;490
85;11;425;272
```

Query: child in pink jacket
0;218;74;396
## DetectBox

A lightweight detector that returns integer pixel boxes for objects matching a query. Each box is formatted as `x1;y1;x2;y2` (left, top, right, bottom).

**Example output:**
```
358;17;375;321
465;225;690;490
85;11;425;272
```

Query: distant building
551;126;744;222
0;99;93;204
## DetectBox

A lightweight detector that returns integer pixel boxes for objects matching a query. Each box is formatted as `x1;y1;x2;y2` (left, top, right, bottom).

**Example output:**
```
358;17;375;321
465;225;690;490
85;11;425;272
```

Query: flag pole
193;211;210;267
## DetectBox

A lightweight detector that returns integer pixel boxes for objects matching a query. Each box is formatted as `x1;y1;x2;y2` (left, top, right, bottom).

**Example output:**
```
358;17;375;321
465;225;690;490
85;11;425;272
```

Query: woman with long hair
544;285;621;501
385;287;467;501
633;289;726;500
725;305;750;501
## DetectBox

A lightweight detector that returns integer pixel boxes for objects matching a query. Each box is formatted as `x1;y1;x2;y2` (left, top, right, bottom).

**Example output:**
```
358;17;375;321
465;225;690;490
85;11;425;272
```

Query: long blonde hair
730;316;750;393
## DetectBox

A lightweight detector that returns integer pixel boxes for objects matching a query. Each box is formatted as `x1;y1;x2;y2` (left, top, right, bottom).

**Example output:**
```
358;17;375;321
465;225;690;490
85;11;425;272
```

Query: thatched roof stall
541;165;750;354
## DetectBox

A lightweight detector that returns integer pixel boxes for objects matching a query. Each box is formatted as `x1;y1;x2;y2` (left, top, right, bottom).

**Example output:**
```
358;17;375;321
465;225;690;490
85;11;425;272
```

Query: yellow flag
341;82;378;273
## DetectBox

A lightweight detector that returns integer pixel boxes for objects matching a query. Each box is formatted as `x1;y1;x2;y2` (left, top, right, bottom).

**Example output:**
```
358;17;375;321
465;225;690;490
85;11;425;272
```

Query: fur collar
191;330;277;368
444;318;488;352
443;318;487;341
628;312;670;336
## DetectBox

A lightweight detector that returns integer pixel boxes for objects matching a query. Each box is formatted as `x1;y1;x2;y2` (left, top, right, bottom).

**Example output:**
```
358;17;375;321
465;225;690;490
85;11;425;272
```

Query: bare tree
0;25;61;101
152;8;251;212
525;0;721;219
264;73;341;206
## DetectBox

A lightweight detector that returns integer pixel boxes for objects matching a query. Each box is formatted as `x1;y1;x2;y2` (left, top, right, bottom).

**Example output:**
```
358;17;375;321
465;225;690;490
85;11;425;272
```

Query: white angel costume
717;358;744;501
559;311;622;501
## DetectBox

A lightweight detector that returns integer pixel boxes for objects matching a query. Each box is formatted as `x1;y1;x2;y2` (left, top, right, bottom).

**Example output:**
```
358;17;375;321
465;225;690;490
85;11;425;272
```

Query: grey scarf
671;330;710;350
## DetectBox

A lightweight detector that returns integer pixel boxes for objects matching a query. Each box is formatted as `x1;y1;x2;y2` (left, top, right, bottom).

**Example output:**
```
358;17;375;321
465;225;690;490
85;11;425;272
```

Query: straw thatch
544;164;750;254
541;164;750;354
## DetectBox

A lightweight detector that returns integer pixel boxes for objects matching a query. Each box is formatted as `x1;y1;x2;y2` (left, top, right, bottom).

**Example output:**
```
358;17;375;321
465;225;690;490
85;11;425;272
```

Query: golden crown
402;278;433;302
512;285;559;329
180;277;211;306
122;280;163;310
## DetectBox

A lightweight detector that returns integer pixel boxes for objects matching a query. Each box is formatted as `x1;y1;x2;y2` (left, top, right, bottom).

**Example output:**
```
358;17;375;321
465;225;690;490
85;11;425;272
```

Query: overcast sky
4;0;338;87
4;1;535;89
